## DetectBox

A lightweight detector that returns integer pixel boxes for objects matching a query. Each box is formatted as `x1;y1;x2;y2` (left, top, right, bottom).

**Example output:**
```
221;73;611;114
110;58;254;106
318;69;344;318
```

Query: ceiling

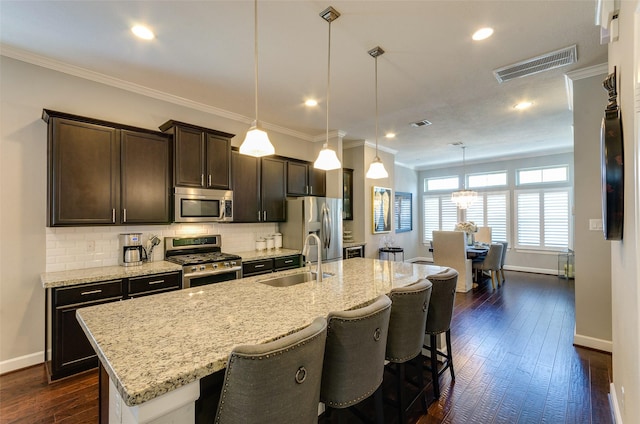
0;1;607;169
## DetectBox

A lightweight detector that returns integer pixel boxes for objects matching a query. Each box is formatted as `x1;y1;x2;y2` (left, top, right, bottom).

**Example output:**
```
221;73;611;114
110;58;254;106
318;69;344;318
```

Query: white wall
607;2;640;422
393;164;420;260
0;56;308;372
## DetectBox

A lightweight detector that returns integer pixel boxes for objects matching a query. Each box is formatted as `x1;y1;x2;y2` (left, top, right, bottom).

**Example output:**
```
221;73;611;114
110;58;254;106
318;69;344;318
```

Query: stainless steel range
164;234;242;289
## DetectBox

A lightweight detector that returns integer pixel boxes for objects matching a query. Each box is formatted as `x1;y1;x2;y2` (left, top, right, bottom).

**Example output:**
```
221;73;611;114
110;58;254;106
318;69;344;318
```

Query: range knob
191;266;197;272
212;263;218;269
200;265;206;271
223;262;230;268
230;261;237;266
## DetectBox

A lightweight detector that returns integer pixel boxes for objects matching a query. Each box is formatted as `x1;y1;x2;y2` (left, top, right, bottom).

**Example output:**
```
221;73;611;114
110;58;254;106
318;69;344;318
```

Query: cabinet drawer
128;272;182;297
54;280;123;307
274;255;301;270
243;259;273;277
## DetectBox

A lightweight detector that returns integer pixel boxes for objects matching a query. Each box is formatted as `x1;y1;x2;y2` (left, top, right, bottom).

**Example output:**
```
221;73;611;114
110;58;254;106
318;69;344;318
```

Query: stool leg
415;356;428;412
430;334;440;399
446;330;455;381
397;363;406;424
374;385;384;424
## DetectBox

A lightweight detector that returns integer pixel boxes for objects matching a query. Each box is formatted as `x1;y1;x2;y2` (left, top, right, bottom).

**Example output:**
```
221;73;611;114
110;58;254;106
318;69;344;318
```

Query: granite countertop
41;261;183;289
230;248;301;262
76;258;446;407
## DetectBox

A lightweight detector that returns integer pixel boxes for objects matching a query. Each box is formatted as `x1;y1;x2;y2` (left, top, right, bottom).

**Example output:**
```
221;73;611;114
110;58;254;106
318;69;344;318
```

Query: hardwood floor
0;271;613;424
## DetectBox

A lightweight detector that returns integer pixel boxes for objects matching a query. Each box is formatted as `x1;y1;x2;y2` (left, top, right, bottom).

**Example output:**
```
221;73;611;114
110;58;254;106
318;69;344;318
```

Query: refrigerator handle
323;204;332;249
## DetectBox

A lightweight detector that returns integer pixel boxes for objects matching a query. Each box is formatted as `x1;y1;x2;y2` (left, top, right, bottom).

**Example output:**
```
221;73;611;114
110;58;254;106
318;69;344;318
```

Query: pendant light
239;0;275;157
314;6;342;171
451;145;477;209
366;46;388;179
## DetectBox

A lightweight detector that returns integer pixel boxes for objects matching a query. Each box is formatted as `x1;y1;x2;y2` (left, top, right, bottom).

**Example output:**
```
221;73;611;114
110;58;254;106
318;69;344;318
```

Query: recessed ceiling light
304;99;318;107
385;133;396;139
472;27;494;41
514;101;533;110
131;25;155;40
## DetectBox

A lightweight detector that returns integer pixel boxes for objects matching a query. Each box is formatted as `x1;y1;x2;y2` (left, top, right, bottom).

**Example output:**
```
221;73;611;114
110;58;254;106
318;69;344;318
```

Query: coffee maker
119;233;143;267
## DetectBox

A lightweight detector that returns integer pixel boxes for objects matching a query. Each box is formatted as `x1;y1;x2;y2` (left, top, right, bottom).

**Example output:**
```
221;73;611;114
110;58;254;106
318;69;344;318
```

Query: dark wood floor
0;271;613;424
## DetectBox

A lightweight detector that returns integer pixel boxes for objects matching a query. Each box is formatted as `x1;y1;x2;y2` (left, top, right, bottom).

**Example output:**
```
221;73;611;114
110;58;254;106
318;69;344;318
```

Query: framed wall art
372;186;392;234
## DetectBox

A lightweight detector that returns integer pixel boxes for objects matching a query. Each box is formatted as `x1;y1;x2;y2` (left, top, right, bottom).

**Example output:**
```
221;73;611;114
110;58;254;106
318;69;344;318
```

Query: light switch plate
589;219;603;231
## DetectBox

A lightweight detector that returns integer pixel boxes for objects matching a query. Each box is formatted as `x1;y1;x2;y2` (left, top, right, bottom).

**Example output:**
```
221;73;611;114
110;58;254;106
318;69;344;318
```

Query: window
517;166;568;185
515;188;571;250
394;192;412;233
425;176;458;191
468;171;507;188
423;194;458;242
465;191;509;242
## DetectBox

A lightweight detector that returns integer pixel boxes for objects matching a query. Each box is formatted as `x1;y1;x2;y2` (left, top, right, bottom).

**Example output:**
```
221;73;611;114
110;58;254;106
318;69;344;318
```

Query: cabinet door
48;118;119;226
121;131;171;224
287;161;308;196
174;126;205;187
261;157;287;222
309;167;326;197
231;151;260;222
128;272;181;297
242;259;274;277
206;133;231;189
343;168;353;220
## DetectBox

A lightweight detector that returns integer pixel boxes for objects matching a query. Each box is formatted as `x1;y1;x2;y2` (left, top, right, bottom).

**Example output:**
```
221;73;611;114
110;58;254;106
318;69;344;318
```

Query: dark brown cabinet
231;151;286;222
343;168;353;220
242;255;302;277
159;120;233;190
286;160;326;197
43;110;171;226
46;271;181;381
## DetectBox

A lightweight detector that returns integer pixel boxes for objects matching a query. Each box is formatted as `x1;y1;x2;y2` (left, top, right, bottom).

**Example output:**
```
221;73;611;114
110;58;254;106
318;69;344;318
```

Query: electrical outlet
87;240;95;252
589;219;603;231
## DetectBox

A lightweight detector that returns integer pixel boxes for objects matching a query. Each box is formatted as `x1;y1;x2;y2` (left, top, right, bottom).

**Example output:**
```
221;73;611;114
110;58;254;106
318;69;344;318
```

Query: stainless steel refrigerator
280;197;343;263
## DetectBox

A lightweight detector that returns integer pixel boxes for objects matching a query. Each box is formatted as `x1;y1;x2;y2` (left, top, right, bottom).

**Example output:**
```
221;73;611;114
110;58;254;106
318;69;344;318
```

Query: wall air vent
410;119;432;128
493;44;577;83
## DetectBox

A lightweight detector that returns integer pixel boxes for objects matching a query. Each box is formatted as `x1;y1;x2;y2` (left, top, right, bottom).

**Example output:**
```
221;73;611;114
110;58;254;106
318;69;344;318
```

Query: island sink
257;271;334;287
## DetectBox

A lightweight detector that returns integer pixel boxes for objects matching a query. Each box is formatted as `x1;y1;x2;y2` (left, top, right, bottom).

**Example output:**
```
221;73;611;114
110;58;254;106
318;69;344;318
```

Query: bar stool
215;317;327;424
423;268;458;399
385;279;433;423
321;295;392;423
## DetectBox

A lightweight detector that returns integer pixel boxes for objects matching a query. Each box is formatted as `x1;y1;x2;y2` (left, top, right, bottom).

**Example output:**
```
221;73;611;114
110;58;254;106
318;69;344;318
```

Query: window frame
394;192;413;233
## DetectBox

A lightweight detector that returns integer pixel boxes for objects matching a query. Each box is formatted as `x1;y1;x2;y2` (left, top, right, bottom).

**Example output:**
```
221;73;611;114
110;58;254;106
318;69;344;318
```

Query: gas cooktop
166;252;241;266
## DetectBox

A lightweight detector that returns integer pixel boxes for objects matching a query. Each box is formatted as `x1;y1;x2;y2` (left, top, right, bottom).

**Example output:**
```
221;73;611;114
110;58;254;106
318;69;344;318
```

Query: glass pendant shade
451;189;478;209
366;157;388;179
239;125;275;157
314;144;342;170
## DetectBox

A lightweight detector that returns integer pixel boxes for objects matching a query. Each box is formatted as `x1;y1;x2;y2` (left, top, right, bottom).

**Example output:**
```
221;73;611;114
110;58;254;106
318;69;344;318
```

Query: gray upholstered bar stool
320;295;392;424
215;317;327;424
423;268;458;399
385;279;433;423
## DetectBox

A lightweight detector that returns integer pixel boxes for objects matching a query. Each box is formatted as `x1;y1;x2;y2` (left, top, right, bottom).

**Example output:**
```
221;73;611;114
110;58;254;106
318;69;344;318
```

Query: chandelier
451;145;477;209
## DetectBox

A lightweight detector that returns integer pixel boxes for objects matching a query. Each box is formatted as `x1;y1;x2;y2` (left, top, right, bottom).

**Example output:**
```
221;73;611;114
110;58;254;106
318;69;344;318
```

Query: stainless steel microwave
173;187;233;223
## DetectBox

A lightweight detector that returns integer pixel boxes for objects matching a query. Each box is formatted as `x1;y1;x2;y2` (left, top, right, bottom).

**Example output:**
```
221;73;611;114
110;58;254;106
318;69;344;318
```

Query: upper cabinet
43;110;171;227
286;160;326;197
343;168;353;220
232;151;286;222
159;120;233;190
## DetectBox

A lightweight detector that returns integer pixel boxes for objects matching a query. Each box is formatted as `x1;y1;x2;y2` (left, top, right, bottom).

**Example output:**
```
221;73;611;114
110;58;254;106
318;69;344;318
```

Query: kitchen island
76;258;447;423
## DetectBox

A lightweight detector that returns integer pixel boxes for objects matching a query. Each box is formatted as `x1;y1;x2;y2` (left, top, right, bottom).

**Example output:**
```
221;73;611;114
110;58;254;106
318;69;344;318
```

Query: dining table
428;244;489;259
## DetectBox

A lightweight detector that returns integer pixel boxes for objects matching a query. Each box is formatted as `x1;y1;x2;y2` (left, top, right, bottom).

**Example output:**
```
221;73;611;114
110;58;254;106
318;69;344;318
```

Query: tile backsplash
45;223;279;272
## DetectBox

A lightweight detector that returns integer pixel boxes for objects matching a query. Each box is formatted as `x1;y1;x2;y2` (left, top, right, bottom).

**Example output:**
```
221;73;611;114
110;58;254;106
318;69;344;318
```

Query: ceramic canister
255;238;266;251
273;233;282;248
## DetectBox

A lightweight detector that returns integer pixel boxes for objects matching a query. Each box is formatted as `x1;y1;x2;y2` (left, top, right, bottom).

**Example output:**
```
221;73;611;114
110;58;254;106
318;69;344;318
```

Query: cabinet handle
254;264;265;268
123;209;127;223
81;289;102;296
310;186;313;195
284;260;293;264
208;174;212;186
201;174;205;186
112;209;116;223
305;186;309;194
263;211;267;221
258;211;261;221
148;280;164;285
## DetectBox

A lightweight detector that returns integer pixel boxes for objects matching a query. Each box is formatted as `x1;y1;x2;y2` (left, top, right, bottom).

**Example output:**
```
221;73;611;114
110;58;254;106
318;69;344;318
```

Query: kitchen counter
230;248;301;262
76;258;446;422
343;241;366;248
40;261;182;289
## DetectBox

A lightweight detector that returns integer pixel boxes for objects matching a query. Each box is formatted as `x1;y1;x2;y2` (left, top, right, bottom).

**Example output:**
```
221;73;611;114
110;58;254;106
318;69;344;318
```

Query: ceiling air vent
410;119;432;128
493;44;577;83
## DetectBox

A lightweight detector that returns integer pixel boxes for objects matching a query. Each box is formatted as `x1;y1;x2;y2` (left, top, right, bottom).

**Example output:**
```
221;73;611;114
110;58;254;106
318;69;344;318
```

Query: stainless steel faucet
302;233;323;283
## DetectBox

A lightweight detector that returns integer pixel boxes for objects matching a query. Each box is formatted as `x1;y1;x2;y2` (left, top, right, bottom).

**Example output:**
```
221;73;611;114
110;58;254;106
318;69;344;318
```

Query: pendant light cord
325;19;332;148
462;146;467;189
375;54;379;159
253;0;259;125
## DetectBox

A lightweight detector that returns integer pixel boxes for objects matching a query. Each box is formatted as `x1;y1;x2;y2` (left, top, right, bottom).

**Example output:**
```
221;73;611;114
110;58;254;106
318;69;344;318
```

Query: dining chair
321;295;392;423
475;226;492;244
471;243;504;289
423;268;458;399
432;230;473;292
498;241;508;283
215;317;327;424
385;279;433;423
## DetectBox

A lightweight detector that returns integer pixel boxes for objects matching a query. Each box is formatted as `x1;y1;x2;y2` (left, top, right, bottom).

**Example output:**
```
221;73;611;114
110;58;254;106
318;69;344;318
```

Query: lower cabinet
242;255;302;277
46;271;181;381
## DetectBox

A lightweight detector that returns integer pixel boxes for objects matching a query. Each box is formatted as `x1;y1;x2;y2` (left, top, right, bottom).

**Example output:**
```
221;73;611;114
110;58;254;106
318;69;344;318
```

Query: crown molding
311;130;347;143
564;63;609;111
0;44;315;142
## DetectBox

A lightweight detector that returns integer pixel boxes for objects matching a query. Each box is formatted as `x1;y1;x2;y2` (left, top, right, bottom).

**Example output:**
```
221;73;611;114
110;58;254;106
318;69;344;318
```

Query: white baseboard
504;265;557;275
0;351;43;375
573;332;613;353
610;382;623;424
